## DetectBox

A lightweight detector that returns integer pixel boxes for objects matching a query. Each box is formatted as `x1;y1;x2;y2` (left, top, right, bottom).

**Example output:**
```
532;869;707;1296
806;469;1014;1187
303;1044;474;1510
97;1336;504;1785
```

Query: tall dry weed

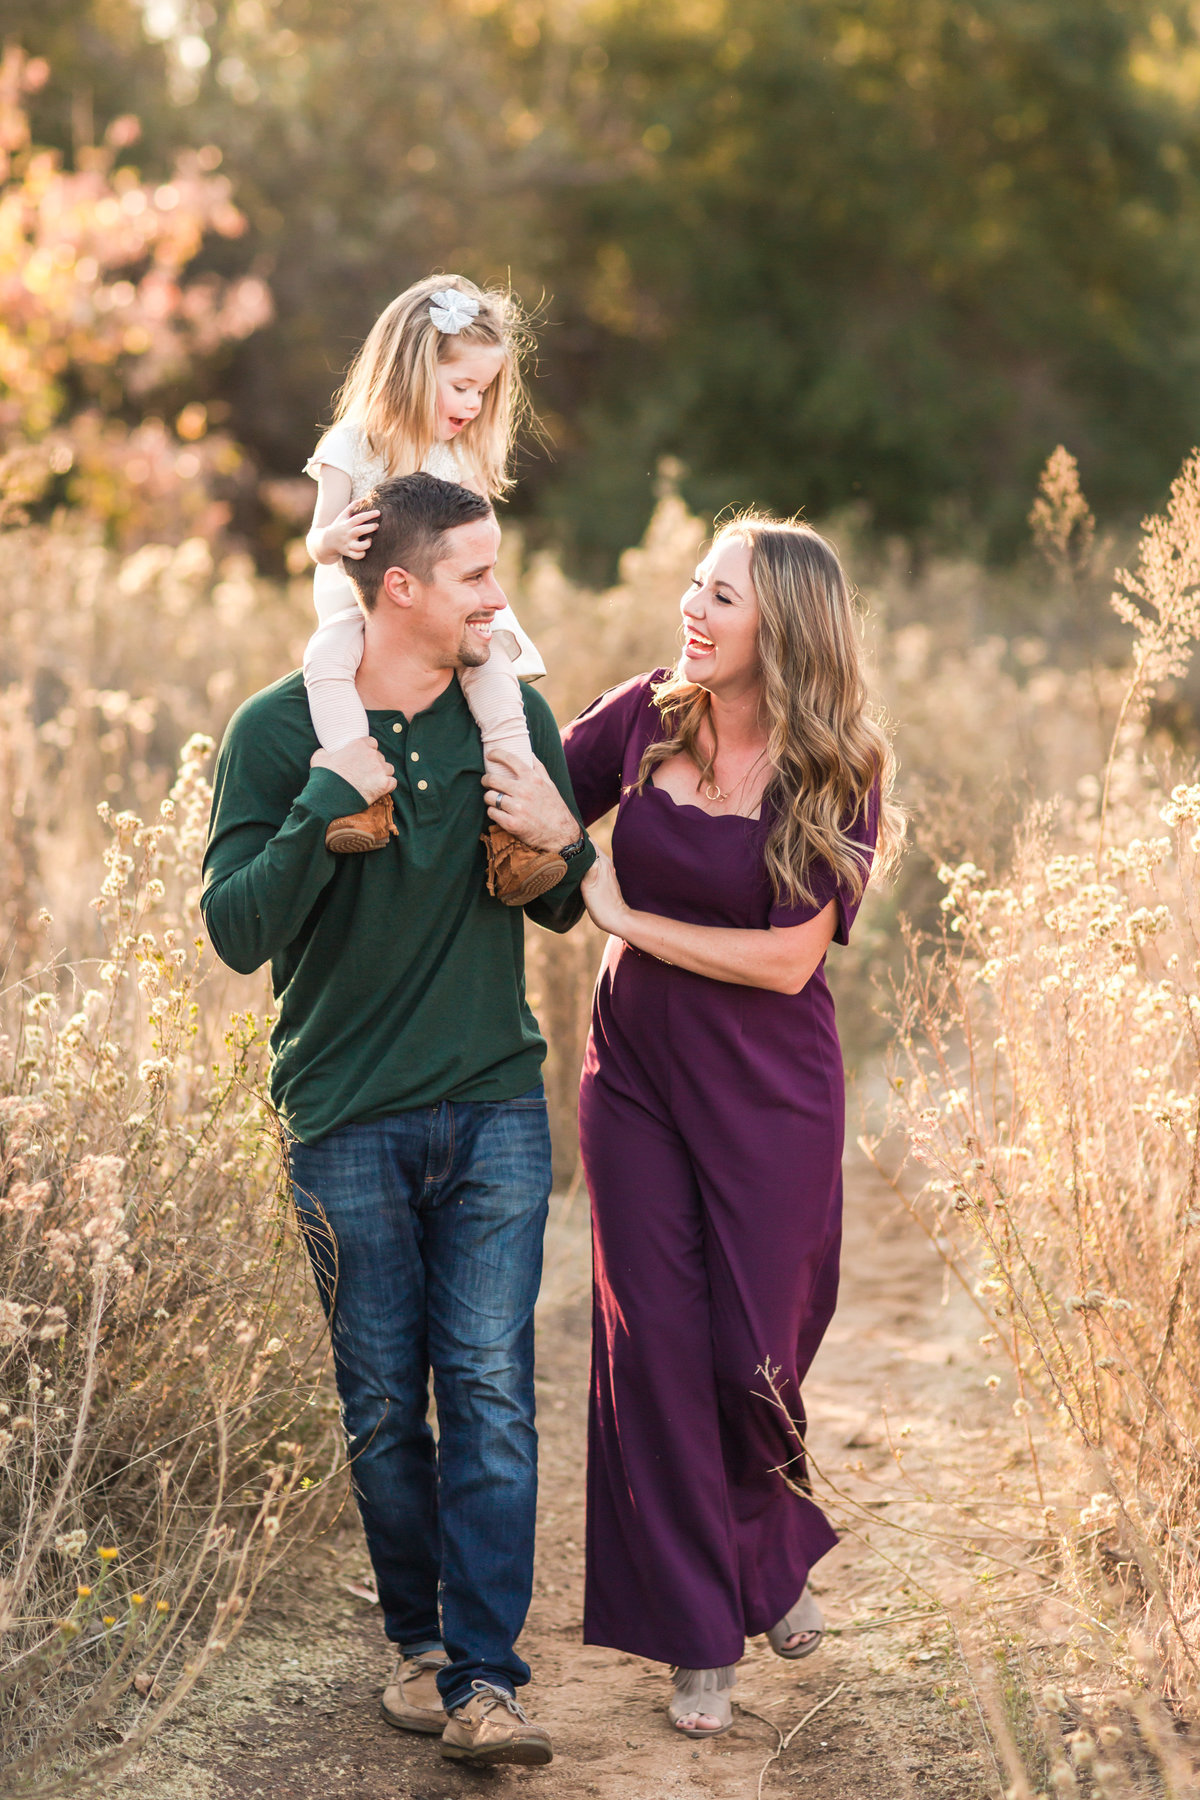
0;737;338;1796
0;514;310;959
877;449;1200;1788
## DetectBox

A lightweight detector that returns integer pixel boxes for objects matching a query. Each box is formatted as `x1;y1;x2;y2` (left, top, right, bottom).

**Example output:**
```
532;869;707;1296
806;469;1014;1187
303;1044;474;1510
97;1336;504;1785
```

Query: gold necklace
702;746;768;807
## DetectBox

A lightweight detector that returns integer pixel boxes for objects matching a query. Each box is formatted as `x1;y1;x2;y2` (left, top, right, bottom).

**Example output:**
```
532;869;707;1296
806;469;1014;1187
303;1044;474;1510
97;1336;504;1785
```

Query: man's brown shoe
440;1682;552;1766
325;793;398;854
481;824;566;907
380;1649;448;1735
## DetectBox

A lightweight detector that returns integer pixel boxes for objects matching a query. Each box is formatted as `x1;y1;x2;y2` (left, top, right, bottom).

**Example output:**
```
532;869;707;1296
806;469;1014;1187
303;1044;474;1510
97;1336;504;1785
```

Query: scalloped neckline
644;778;763;825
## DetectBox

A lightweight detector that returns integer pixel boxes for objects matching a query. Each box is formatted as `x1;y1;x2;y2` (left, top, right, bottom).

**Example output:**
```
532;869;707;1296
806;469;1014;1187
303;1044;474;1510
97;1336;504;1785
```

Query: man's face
407;514;507;669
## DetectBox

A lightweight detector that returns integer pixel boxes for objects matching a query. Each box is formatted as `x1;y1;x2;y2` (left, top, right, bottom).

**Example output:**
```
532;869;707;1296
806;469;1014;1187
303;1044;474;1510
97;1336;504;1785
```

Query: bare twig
747;1682;846;1800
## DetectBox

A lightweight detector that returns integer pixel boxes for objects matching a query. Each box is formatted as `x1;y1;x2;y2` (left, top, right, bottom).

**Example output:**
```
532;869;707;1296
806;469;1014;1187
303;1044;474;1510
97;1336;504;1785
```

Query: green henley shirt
200;670;594;1143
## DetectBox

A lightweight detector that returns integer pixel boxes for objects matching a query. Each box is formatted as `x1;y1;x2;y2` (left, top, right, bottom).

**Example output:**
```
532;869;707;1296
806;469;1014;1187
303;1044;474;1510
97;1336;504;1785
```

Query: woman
559;514;903;1736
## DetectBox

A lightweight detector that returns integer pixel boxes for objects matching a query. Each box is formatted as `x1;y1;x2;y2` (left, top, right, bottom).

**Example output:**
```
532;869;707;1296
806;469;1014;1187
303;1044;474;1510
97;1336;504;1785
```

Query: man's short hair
344;472;493;611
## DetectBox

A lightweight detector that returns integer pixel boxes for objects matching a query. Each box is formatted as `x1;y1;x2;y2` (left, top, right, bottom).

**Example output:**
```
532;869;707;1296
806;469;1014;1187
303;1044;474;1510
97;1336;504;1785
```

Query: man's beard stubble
455;626;492;669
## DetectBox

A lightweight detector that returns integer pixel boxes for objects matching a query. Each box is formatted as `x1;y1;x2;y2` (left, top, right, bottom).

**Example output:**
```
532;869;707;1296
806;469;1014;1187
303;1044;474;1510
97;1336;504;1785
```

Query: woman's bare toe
767;1588;825;1660
668;1666;735;1737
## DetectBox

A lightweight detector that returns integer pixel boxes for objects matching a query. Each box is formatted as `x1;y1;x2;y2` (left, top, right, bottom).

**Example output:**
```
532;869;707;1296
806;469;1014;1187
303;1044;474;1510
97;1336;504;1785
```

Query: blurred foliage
0;44;269;544
9;2;1200;568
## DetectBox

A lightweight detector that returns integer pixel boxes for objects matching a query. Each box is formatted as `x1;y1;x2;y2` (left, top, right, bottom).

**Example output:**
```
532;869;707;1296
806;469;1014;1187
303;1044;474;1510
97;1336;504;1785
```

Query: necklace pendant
704;781;727;803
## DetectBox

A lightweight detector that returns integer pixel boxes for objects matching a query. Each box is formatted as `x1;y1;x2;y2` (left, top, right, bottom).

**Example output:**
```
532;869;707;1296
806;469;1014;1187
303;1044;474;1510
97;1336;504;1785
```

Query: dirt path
116;1152;1009;1800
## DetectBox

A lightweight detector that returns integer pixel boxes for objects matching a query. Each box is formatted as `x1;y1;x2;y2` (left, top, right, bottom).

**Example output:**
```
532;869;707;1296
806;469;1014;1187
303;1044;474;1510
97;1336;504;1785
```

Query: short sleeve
768;778;880;945
303;421;361;482
561;671;666;828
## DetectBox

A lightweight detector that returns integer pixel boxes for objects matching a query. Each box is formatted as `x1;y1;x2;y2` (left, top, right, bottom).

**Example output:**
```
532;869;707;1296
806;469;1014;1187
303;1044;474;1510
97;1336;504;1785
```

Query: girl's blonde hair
638;513;905;907
332;274;534;499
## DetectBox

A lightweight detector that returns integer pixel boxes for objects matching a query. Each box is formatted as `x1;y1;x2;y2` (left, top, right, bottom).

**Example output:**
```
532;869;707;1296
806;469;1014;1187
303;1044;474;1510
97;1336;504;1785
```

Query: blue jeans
288;1086;551;1710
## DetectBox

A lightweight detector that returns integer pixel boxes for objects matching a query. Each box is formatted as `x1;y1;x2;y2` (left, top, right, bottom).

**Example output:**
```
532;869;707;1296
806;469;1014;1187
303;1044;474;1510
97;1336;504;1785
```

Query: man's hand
482;753;580;852
311;737;397;804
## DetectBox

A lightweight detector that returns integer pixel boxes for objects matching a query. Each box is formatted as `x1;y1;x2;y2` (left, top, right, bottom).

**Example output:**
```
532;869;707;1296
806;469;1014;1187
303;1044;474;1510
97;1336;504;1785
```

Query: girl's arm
305;466;380;567
581;850;837;995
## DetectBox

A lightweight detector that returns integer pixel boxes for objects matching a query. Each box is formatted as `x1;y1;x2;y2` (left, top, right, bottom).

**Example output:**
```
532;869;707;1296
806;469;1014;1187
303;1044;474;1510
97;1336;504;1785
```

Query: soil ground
115;1151;1013;1800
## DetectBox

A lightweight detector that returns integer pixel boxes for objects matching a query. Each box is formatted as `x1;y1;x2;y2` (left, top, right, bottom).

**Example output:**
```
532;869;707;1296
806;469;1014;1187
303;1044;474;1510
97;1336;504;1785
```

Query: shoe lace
468;1679;529;1722
403;1650;448;1676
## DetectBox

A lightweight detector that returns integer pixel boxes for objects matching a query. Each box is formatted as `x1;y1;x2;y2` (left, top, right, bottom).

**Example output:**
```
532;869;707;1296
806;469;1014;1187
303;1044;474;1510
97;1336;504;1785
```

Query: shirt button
410;751;420;762
391;722;403;734
417;779;428;791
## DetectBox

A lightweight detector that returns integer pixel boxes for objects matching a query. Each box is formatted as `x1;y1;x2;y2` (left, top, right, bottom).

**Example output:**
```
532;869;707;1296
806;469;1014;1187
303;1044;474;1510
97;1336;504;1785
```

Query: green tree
14;0;1200;567
552;0;1200;555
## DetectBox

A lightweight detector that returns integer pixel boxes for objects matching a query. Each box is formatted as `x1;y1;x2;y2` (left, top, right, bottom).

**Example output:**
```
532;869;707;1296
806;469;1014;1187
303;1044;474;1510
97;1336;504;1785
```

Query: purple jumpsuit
562;671;879;1669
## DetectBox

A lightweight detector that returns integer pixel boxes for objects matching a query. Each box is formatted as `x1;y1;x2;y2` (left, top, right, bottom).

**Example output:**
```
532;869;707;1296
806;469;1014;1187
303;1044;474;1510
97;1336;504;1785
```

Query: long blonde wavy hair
638;514;904;907
331;274;534;499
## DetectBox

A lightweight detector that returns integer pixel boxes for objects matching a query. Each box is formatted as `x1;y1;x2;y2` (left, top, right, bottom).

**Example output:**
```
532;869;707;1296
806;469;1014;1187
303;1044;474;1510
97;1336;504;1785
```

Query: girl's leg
458;654;533;770
303;606;370;751
303;606;394;853
461;653;564;906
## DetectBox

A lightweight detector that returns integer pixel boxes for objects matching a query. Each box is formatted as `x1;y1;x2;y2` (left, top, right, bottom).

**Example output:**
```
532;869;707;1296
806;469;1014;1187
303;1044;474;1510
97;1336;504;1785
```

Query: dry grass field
2;452;1199;1796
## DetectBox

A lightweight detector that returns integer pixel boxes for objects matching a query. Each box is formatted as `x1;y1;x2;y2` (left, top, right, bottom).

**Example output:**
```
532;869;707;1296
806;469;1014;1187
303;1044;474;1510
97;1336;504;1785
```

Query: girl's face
434;346;506;440
678;537;761;699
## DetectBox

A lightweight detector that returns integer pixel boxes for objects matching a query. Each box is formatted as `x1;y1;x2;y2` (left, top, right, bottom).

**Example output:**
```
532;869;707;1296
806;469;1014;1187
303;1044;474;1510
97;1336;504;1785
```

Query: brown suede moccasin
481;824;566;907
325;793;398;855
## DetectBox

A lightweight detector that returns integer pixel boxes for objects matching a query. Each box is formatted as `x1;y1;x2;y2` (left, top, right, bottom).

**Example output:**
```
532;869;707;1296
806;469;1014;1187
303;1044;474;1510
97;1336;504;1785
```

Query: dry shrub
0;514;309;956
0;739;338;1796
879;450;1200;1786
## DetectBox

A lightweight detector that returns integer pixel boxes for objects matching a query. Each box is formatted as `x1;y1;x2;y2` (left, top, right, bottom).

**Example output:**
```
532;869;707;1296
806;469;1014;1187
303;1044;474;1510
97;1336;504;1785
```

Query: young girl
303;274;563;905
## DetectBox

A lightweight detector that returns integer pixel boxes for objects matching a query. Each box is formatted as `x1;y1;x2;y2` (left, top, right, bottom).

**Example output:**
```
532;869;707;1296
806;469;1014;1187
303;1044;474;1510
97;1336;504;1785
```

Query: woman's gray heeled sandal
766;1586;825;1660
668;1665;737;1737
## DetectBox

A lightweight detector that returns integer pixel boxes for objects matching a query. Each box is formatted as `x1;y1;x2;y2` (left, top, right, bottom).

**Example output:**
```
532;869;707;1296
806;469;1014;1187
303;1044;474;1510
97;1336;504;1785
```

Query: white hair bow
429;289;481;334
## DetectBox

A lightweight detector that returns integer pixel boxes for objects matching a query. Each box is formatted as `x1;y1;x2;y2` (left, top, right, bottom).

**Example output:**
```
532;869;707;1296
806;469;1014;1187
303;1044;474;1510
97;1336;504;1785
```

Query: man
201;473;592;1768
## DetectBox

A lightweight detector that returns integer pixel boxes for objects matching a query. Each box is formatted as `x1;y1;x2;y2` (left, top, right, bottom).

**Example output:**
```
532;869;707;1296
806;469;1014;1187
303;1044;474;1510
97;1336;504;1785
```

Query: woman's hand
582;851;630;937
320;499;380;561
482;754;579;852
